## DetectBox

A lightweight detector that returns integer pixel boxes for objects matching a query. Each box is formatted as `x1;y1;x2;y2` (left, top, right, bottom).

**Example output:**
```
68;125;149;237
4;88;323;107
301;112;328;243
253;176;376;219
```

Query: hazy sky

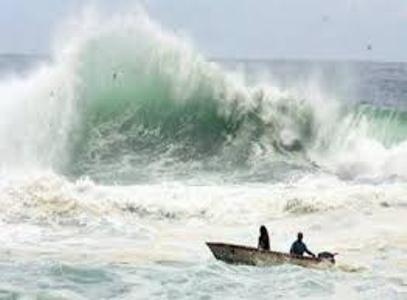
1;0;406;61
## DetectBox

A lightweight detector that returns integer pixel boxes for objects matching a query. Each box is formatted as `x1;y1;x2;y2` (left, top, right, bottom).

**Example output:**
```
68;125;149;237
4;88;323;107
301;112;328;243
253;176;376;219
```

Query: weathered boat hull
206;242;334;268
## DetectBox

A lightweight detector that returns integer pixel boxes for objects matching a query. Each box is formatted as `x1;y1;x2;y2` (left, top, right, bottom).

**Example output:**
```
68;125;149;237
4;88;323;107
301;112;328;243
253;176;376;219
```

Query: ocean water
0;12;406;300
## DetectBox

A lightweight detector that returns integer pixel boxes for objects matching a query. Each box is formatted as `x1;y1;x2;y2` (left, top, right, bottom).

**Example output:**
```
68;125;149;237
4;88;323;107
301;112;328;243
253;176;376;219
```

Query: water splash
0;10;405;183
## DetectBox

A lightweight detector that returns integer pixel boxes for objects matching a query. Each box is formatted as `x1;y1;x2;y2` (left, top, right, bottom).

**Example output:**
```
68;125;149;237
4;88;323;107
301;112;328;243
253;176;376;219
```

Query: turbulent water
0;11;406;300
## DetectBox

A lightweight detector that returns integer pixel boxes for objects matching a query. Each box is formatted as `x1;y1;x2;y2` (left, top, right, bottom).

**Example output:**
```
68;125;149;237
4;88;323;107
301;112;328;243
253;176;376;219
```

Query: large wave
0;11;405;183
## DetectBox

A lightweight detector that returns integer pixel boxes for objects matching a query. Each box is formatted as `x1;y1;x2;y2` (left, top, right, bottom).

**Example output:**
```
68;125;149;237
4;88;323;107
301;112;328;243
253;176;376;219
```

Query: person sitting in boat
258;225;270;251
290;232;315;257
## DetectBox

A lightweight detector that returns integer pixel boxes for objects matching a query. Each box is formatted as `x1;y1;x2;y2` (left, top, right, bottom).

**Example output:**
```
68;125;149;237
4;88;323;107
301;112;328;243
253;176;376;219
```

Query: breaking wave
0;11;405;183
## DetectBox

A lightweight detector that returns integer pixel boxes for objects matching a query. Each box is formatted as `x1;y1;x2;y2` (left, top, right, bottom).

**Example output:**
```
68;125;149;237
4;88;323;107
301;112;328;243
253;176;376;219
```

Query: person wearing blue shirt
290;232;315;257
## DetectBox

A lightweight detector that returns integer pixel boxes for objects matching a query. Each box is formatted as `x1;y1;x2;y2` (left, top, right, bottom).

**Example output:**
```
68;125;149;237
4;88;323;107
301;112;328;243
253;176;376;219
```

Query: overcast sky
1;0;406;61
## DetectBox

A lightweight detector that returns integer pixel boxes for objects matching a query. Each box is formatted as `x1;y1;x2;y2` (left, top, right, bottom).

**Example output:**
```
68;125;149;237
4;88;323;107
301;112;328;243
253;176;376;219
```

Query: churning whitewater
0;11;406;300
1;12;406;183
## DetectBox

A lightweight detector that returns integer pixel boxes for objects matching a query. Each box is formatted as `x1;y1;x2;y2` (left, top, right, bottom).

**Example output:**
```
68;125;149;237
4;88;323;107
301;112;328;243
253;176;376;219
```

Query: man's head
297;232;303;241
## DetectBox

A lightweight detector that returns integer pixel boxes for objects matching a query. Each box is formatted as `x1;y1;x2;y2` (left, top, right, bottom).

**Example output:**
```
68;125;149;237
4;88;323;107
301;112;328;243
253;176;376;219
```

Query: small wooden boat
206;242;335;268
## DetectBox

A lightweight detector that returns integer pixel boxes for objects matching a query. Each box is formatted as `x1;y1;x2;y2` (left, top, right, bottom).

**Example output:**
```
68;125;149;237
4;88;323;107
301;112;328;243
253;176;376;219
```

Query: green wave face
62;25;320;183
43;16;406;183
353;105;407;147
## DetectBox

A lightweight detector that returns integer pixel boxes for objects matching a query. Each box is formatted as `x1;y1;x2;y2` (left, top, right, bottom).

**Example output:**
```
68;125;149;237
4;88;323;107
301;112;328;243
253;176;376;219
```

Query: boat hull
206;242;334;268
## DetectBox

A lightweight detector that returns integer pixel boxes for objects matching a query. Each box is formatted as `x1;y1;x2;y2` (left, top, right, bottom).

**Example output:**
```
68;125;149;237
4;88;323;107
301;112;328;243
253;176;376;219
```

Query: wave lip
0;10;405;183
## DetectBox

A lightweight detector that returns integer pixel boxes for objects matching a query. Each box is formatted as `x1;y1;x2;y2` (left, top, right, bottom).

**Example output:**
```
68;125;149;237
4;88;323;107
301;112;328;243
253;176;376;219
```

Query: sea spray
0;10;405;183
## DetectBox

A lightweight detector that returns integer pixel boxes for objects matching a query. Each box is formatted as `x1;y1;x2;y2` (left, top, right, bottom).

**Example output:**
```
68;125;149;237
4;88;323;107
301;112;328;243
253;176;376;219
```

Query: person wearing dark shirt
290;232;315;257
258;225;270;251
